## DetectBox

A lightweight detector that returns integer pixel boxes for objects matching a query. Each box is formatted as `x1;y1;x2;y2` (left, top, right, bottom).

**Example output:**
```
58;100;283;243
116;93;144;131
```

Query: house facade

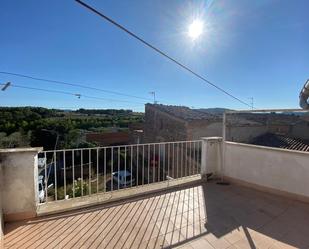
144;104;222;143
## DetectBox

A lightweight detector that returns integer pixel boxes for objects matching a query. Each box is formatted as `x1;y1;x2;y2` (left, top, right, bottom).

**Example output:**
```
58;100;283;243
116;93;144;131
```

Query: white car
112;170;135;188
38;175;45;203
38;158;46;169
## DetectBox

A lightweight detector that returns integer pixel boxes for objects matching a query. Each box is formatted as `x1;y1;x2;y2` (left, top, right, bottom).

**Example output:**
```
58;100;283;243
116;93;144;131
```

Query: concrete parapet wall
201;137;222;178
224;142;309;200
0;147;42;222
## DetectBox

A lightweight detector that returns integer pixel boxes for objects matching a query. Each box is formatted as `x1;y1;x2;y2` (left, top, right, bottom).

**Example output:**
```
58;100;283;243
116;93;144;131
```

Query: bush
49;178;89;200
72;178;89;197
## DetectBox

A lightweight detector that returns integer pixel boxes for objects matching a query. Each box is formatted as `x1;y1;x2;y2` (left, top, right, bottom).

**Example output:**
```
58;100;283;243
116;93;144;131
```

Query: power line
0;75;195;107
0;71;180;106
0;105;144;110
75;0;252;109
0;82;145;105
0;71;152;101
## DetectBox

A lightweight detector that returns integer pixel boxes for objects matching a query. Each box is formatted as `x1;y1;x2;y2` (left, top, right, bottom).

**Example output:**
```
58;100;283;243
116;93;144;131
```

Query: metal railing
38;140;202;203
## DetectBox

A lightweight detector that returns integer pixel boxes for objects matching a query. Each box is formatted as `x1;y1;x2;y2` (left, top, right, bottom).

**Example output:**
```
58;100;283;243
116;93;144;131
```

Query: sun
188;19;204;40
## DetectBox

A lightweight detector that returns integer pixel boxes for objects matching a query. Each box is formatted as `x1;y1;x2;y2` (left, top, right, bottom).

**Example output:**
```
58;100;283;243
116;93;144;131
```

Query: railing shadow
4;180;309;249
198;181;309;249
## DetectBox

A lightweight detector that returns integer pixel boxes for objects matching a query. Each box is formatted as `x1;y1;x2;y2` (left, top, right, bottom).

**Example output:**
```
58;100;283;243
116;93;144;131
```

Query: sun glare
188;19;204;40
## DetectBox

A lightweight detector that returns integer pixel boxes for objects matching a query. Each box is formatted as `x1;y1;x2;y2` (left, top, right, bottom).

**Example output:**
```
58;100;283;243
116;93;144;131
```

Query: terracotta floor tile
189;238;214;249
164;229;185;245
4;182;309;249
205;235;231;249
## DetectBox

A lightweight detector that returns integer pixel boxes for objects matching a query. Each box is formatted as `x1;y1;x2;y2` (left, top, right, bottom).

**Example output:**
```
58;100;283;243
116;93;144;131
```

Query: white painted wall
224;142;309;198
0;147;42;221
201;137;222;176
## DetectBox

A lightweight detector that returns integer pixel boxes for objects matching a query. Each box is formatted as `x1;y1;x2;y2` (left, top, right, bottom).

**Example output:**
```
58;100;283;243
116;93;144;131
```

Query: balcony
4;181;309;249
1;137;309;248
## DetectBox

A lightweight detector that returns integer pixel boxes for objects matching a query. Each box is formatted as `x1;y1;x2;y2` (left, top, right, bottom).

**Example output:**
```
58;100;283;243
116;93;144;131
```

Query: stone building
144;104;223;143
85;131;129;146
143;104;222;179
226;112;309;143
144;104;309;145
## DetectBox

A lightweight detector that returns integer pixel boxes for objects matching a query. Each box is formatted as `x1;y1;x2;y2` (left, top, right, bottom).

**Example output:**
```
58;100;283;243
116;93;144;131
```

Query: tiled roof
147;104;220;121
251;133;309;152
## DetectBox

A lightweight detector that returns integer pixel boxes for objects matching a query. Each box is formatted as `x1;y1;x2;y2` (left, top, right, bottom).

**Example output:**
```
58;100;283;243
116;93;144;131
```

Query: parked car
38;174;54;203
38;175;45;203
112;170;135;188
38;157;46;169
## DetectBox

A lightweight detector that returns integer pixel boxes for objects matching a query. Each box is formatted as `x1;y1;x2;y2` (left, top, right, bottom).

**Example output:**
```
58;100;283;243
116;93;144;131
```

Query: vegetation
0;107;144;150
48;175;111;200
47;179;89;200
76;108;132;116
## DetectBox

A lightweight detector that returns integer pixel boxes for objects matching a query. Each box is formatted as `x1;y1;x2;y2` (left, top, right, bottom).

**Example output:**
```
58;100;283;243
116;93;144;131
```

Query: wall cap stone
225;141;309;155
0;147;43;153
201;137;223;141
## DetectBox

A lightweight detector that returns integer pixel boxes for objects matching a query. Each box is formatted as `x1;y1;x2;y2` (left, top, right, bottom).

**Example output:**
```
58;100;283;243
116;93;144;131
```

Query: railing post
201;137;223;180
0;147;43;222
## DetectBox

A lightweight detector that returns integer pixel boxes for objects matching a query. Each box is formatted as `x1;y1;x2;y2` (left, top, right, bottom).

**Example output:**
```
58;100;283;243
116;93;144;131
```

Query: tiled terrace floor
4;181;309;249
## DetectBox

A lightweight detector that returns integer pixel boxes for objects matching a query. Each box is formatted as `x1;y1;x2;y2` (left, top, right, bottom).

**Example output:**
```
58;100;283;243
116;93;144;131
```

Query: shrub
72;178;89;197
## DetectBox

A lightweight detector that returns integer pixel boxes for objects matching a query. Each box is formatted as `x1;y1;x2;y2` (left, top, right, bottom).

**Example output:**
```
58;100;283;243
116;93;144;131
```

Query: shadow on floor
4;180;309;249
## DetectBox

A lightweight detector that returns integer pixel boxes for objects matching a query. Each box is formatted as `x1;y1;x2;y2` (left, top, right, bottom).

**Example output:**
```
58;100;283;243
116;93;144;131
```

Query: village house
143;105;309;154
86;131;130;146
144;104;223;143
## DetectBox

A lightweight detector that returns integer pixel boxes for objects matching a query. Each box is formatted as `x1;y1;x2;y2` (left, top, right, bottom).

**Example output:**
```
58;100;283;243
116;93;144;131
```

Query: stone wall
226;125;268;143
187;120;222;140
225;113;309;143
144;105;224;143
86;131;130;146
291;121;309;140
144;105;188;143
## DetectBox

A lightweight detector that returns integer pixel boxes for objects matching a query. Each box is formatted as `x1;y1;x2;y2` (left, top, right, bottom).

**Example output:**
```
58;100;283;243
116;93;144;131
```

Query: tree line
0;107;143;150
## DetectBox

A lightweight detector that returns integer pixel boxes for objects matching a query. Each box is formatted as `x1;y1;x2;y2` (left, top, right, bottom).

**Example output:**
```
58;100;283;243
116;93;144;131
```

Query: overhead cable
75;0;253;108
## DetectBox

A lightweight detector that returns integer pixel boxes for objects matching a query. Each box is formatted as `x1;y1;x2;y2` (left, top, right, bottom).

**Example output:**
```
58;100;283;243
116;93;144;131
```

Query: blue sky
0;0;308;112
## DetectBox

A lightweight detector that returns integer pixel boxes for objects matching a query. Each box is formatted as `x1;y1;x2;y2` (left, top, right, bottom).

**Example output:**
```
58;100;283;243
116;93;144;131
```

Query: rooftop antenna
149;91;157;104
1;82;11;91
248;97;254;110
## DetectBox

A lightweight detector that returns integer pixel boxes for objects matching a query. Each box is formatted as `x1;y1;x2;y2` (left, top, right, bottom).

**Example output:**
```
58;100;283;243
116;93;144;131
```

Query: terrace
1;110;309;248
4;182;309;249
